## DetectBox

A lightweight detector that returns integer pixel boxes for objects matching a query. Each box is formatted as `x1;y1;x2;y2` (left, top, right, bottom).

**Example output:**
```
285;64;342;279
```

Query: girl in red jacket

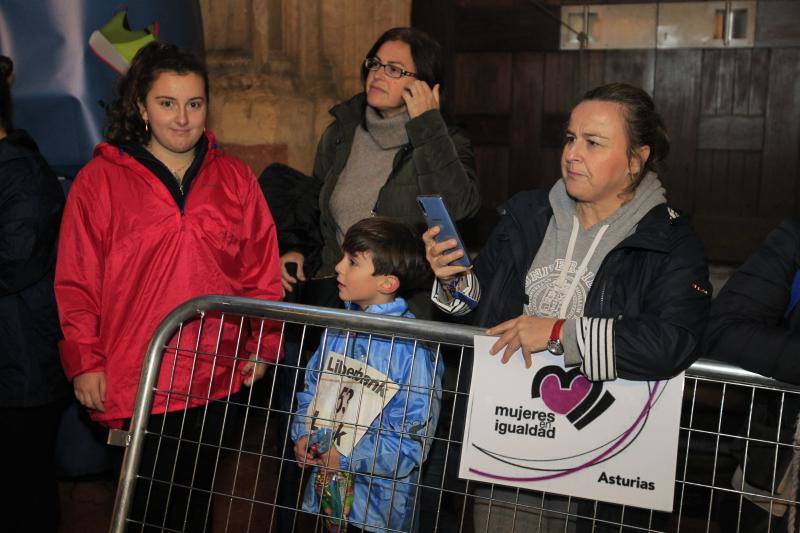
55;41;283;531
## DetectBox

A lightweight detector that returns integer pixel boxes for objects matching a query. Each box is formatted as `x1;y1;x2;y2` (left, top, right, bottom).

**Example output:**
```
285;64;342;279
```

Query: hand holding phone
418;195;471;281
403;81;440;118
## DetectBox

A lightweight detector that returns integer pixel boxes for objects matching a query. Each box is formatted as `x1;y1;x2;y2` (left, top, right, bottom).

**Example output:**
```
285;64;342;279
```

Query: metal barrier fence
108;295;800;532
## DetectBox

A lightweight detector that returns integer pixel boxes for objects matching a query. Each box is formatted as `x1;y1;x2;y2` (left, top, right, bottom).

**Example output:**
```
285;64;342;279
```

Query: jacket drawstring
555;215;610;319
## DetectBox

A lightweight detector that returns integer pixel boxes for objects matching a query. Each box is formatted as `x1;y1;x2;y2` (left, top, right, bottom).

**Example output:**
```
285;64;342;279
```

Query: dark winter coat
258;163;324;275
313;92;480;277
705;217;800;382
704;217;800;494
472;189;711;380
0;130;69;407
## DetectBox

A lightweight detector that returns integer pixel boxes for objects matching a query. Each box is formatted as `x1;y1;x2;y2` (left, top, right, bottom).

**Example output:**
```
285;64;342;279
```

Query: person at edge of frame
704;217;800;533
0;53;71;533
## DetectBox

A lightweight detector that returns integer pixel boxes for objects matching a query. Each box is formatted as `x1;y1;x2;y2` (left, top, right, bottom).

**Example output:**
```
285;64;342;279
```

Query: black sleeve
613;228;712;380
0;157;64;296
704;218;800;383
405;110;481;222
257;162;323;271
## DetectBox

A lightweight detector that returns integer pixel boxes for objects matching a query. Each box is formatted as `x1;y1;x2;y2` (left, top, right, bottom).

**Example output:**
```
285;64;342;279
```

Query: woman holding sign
424;83;711;531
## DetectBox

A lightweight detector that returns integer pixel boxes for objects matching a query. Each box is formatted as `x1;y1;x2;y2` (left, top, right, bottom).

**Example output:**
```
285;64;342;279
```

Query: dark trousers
274;277;340;531
273;327;312;531
715;490;790;533
114;398;243;532
0;400;66;533
419;347;472;532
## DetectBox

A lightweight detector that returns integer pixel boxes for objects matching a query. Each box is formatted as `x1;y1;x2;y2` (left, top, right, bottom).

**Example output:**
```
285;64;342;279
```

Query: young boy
291;216;443;533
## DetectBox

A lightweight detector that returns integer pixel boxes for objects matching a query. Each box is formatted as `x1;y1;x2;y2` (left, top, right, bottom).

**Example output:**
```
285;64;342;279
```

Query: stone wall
200;0;411;176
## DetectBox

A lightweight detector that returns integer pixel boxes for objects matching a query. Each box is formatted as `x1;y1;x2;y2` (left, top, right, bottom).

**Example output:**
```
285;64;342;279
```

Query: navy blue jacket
704;218;800;493
472;189;712;380
0;130;69;407
705;217;800;382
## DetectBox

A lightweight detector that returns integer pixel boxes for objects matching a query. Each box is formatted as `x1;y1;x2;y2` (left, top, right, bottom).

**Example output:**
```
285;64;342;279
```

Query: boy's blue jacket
291;297;443;532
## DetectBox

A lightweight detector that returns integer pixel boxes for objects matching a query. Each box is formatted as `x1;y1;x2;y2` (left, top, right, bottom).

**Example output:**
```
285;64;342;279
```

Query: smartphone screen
417;195;471;268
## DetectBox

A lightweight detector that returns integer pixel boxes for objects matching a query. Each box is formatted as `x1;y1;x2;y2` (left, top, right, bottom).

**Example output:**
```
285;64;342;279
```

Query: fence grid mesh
109;296;800;533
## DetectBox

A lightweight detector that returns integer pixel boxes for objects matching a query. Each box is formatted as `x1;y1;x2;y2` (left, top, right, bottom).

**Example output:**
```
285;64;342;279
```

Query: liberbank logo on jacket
459;336;684;512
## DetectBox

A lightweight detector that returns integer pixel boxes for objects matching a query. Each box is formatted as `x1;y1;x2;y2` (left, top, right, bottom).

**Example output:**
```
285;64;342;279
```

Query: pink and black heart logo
531;366;615;430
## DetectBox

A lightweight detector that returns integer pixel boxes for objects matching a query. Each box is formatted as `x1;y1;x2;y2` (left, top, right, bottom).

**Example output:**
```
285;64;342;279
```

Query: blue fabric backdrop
0;1;204;176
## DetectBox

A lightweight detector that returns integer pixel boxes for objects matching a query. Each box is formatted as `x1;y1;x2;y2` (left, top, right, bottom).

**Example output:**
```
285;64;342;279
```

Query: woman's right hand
423;226;470;282
73;371;106;412
280;251;306;292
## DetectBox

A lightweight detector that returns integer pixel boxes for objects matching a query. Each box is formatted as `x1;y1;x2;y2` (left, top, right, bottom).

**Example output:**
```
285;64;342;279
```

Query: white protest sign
459;335;684;512
305;350;399;456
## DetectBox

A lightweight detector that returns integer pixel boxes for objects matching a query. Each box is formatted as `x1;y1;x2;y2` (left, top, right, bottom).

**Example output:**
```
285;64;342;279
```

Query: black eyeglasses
364;57;417;79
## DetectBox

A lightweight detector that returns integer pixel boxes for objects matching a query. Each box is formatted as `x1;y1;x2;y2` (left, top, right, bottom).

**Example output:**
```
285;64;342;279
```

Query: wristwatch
546;319;566;356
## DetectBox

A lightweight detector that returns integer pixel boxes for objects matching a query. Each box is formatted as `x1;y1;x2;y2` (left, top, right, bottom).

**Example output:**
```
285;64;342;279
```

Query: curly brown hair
104;41;208;147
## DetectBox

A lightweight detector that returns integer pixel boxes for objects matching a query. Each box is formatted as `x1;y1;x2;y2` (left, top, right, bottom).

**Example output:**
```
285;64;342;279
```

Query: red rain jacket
55;132;283;426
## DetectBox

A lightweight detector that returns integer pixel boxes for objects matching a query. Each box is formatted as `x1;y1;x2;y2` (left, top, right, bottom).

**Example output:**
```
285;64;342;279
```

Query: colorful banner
460;335;684;512
0;1;203;176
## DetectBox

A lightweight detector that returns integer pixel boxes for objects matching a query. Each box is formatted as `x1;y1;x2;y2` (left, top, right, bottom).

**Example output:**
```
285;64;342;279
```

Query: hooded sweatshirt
526;172;667;365
433;173;667;373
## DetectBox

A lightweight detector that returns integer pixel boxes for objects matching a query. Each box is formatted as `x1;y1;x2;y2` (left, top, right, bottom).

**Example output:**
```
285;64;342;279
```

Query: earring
144;122;149;133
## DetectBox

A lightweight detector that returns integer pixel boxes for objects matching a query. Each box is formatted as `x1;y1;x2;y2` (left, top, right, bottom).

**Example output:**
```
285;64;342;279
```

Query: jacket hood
0;129;41;164
548;171;667;234
500;179;689;258
92;130;220;169
345;297;411;317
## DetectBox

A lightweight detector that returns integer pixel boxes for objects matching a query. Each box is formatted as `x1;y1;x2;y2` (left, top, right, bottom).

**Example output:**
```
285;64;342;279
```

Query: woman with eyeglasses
278;26;480;316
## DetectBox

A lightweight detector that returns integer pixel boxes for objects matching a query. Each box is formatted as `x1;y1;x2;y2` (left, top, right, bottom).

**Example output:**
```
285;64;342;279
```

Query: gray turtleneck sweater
329;106;410;244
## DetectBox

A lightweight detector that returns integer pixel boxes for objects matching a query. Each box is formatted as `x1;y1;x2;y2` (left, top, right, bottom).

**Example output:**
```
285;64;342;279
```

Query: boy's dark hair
104;41;208;147
342;217;429;295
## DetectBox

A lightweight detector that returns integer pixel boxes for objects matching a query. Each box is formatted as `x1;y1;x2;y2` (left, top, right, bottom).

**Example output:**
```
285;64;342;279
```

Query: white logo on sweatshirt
524;259;595;318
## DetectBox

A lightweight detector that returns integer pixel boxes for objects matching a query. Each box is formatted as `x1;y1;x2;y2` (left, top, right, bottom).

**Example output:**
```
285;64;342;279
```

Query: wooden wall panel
701;50;737;116
413;0;800;262
654;49;702;212
756;1;800;48
603;50;655;94
761;48;800;217
454;53;512;115
748;49;770;116
458;115;510;146
725;151;761;215
696;117;764;151
693;215;780;263
732;50;752;115
510;52;545;192
453;6;560;52
473;146;510;209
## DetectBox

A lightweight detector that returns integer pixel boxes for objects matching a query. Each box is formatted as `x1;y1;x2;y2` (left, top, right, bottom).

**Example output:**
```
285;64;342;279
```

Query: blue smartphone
417;195;471;268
